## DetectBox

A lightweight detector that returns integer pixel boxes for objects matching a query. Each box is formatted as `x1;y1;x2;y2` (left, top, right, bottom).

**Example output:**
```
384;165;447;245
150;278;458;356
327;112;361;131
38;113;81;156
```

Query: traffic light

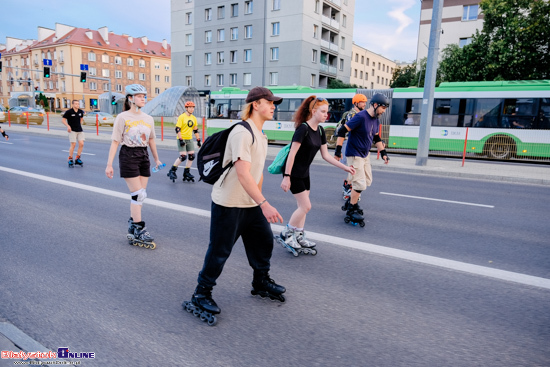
44;67;50;78
111;96;116;105
0;61;2;72
80;72;87;83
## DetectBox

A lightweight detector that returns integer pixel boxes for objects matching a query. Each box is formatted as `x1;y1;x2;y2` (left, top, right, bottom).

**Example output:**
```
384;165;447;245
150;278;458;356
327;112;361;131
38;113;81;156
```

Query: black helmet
370;93;389;107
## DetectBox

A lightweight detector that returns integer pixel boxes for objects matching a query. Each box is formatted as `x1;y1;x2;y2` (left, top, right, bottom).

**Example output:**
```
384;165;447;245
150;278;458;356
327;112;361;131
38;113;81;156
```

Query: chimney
98;26;109;44
37;27;55;42
85;31;93;40
162;39;168;50
128;36;133;44
141;36;148;46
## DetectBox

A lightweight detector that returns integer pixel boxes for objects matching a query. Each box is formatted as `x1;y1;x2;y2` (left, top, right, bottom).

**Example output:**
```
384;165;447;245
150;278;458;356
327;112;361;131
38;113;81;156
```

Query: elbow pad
373;134;382;144
193;129;199;134
337;125;348;138
175;127;181;133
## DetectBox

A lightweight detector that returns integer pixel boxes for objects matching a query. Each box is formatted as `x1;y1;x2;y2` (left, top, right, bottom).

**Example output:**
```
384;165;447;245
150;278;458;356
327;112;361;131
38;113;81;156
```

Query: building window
127;58;134;66
269;72;278;85
245;1;253;14
217;74;224;86
205;31;212;43
231;27;238;40
341;36;345;50
205;75;211;87
463;5;478;21
270;47;279;61
355;53;358;62
102;54;109;63
272;0;280;10
313;25;319;39
115;70;122;79
244;49;252;62
127;71;134;79
230;73;237;85
165;64;170;70
243;73;251;86
205;53;212;65
116;84;123;92
272;22;280;36
88;52;96;61
230;50;237;63
186;76;192;86
185;33;193;46
310;74;315;87
165;76;170;83
361;56;364;64
139;73;146;81
339;58;344;71
154;62;160;69
342;14;347;27
155;87;160;94
312;49;317;63
245;25;252;38
360;71;363;79
139;60;146;68
89;82;97;90
89;67;97;76
205;8;212;21
354;69;357;78
459;37;473;47
186;55;192;66
315;0;320;13
231;3;238;17
217;51;225;64
377;76;380;83
372;68;375;76
155;75;160;82
186;12;192;24
218;6;225;19
115;56;122;64
218;29;225;42
102;69;110;77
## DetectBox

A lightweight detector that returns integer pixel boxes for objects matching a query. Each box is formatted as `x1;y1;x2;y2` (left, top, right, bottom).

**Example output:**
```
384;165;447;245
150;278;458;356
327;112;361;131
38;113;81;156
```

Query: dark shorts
119;145;151;178
289;176;310;195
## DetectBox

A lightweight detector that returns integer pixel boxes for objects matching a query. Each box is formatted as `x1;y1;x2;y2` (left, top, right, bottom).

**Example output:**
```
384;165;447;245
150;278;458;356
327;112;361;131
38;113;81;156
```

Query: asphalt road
0;133;549;367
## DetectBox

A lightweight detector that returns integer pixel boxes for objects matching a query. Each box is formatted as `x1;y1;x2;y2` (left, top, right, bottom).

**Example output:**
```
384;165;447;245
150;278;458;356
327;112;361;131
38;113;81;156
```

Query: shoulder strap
238;120;255;144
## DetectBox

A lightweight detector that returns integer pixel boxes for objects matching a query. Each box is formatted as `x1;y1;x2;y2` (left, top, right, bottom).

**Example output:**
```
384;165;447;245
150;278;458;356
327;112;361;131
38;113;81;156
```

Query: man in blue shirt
334;93;390;224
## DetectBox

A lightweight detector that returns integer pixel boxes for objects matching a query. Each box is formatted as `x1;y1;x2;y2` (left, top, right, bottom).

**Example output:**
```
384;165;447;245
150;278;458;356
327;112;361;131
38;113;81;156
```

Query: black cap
245;86;283;105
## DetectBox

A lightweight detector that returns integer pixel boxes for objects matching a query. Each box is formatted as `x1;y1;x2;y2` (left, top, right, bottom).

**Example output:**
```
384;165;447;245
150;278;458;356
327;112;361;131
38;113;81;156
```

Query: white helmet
125;84;147;96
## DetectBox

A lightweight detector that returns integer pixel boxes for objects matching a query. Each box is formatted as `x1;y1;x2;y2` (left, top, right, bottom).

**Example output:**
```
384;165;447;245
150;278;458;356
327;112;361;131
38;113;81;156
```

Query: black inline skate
75;155;83;167
341;198;364;215
167;166;177;182
182;285;220;326
182;167;195;182
251;273;286;302
68;156;74;168
344;203;365;227
127;218;156;249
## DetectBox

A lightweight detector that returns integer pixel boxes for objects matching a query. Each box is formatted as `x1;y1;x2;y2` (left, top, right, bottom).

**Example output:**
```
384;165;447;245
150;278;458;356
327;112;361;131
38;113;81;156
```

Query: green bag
268;143;291;174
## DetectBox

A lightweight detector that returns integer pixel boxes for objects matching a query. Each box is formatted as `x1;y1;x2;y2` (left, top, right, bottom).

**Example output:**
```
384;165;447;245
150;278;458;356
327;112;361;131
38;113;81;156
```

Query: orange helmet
352;94;368;104
185;101;196;107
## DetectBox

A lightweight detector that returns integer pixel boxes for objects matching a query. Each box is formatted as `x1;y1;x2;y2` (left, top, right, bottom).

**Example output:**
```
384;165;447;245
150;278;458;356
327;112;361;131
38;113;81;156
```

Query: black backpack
197;121;255;185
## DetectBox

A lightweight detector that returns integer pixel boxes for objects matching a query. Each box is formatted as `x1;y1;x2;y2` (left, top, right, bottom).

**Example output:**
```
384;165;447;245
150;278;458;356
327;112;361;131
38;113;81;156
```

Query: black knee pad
179;154;187;162
188;153;195;161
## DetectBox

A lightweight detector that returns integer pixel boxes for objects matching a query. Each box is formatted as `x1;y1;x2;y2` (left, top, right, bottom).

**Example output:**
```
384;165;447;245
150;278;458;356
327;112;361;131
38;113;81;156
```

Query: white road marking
62;150;95;156
1;165;547;290
0;141;13;145
380;192;495;208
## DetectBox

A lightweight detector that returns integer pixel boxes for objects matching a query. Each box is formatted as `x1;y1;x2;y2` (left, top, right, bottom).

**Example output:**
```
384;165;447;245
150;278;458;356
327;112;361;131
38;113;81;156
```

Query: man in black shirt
62;100;85;166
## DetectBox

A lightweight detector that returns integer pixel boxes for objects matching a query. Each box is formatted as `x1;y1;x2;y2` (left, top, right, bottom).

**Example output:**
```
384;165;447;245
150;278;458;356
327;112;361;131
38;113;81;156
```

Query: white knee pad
131;188;147;205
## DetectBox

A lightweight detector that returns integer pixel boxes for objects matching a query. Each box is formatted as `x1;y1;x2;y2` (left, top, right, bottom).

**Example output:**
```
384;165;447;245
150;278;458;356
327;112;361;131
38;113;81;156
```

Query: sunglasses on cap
312;97;327;110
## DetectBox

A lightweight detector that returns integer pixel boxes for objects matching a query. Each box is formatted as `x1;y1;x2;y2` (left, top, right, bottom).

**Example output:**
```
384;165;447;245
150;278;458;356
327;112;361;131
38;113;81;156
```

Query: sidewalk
3;124;550;186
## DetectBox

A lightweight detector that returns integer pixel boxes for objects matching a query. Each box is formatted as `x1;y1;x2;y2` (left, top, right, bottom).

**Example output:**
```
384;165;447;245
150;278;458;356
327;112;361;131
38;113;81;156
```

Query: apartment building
416;0;483;62
172;0;355;90
0;23;171;110
349;43;396;89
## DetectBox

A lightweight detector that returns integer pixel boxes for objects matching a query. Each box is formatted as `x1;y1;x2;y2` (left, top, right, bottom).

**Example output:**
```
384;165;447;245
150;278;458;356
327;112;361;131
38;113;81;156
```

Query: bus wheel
486;137;515;160
324;127;337;149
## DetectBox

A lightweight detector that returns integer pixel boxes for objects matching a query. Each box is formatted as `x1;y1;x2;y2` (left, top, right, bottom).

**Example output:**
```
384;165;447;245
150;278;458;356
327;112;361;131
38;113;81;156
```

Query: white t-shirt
112;110;156;147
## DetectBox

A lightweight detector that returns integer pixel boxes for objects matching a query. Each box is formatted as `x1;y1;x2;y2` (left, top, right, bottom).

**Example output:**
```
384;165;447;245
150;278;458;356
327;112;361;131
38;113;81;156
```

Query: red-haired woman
278;96;355;256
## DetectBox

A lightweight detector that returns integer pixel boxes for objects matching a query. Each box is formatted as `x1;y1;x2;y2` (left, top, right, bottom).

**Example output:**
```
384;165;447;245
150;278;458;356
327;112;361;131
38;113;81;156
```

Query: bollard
462;127;469;167
47;112;50;131
202;116;206;142
27;111;29;129
8;111;11;127
161;116;164;141
96;113;99;136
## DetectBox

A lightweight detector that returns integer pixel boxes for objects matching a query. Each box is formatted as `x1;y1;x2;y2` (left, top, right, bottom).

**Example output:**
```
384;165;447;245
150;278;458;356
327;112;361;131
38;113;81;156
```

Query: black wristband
335;145;342;157
283;173;290;177
380;149;389;159
1;132;5;137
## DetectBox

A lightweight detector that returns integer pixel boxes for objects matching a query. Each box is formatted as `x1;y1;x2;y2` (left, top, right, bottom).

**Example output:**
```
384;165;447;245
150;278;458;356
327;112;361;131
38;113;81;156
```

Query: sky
1;0;420;63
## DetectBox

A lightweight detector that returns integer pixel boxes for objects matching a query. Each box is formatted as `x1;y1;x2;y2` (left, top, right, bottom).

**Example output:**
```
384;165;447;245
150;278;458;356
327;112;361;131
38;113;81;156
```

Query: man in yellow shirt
167;101;201;182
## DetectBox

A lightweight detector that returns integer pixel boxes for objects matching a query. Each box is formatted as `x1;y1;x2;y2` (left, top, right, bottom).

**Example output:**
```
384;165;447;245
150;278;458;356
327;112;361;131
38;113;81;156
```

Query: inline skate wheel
310;249;317;256
207;315;217;326
359;222;365;228
344;217;350;223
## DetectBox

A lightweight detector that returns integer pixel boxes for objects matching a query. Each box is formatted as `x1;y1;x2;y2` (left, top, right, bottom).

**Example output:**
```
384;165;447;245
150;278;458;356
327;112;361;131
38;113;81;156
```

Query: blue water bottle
152;163;166;173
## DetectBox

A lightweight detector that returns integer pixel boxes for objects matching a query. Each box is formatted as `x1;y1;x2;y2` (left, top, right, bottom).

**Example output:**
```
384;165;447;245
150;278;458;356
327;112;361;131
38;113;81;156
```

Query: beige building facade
0;23;171;111
350;43;396;89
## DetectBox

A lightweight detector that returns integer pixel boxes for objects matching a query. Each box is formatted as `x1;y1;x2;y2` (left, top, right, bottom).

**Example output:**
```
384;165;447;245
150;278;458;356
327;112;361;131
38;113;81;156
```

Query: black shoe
192;285;221;314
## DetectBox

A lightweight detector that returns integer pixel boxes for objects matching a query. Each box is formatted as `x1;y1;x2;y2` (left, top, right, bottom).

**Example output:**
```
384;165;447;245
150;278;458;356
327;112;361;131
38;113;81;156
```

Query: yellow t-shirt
175;113;198;140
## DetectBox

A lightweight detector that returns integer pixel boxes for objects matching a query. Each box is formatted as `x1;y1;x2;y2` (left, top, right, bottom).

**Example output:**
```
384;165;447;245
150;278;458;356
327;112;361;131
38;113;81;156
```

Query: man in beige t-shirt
184;87;286;325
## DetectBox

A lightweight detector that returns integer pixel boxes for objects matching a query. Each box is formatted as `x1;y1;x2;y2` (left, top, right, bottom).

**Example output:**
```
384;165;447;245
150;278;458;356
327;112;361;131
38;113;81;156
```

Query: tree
390;61;419;88
439;0;550;82
328;78;357;89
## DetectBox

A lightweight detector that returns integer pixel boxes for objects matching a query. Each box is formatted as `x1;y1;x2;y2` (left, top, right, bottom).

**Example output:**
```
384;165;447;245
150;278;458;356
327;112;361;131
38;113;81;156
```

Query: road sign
80;64;89;71
43;59;52;66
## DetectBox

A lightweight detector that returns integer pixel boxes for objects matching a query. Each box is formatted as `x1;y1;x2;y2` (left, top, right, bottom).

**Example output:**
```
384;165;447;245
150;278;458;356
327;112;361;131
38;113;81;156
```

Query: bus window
503;98;535;128
533;98;550;129
229;99;245;119
458;99;475;127
274;98;302;121
391;98;421;125
326;98;347;123
474;99;501;128
211;99;230;118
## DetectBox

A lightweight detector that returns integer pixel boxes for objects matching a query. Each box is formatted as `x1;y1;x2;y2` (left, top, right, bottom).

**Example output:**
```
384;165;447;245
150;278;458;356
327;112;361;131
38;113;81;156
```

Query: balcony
321;15;340;31
319;63;337;75
58;58;64;63
325;0;341;8
320;39;339;54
